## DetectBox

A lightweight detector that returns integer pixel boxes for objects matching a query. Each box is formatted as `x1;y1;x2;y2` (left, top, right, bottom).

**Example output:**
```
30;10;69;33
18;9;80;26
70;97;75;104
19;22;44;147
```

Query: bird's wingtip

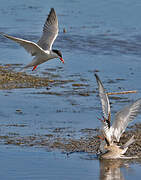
0;32;8;38
49;7;56;14
94;73;100;83
94;73;98;78
0;32;4;36
50;7;55;12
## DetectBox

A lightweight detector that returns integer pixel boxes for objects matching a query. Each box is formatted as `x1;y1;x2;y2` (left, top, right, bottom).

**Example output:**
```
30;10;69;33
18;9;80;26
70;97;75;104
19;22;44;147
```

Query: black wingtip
50;8;55;11
94;73;98;78
94;73;100;82
0;32;8;39
94;73;105;90
46;8;56;22
0;32;4;36
50;8;56;15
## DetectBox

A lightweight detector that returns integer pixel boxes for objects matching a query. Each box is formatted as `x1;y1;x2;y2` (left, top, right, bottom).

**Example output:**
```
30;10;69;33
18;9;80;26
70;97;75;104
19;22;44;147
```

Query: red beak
60;57;64;63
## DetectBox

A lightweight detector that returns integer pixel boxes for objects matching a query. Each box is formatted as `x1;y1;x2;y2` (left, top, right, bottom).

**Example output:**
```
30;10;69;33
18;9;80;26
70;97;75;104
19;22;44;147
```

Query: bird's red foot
98;135;105;141
97;116;105;123
32;65;38;71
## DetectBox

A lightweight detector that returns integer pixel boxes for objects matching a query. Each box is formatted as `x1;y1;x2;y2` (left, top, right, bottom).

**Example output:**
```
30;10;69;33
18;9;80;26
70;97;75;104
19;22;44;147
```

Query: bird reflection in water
99;159;126;180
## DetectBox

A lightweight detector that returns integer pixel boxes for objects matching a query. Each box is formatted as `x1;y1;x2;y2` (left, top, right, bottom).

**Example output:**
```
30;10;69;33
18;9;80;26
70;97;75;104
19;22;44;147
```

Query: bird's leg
32;65;38;71
102;116;107;122
97;135;105;141
97;116;105;123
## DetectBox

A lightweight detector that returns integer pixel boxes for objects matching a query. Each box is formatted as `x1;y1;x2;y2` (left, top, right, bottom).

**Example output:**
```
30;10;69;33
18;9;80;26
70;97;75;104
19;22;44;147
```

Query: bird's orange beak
60;57;64;63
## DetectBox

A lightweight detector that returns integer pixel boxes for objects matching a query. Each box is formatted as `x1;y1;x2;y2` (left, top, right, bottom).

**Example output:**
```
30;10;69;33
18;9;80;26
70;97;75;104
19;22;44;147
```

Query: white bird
95;73;141;159
0;8;64;71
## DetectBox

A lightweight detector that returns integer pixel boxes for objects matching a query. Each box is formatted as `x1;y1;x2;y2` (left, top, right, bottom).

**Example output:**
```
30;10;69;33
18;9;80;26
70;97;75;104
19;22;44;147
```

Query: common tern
1;8;64;71
95;73;141;159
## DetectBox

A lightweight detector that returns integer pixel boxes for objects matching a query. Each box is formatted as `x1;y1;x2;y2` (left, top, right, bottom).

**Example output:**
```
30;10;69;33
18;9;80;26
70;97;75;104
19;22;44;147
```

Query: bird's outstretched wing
95;74;111;122
37;8;58;50
111;98;141;142
1;33;44;56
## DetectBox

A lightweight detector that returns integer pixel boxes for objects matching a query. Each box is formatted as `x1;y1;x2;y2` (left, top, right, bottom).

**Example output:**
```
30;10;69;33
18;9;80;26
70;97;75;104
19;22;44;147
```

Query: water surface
0;0;141;179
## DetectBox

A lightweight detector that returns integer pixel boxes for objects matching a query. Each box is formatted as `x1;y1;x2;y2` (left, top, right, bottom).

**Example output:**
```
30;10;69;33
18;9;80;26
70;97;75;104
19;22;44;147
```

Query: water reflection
99;159;126;180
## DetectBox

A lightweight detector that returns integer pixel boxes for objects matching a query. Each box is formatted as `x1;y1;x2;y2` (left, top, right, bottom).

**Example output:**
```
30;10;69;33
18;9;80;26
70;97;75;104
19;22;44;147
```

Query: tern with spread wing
95;73;141;159
0;8;64;71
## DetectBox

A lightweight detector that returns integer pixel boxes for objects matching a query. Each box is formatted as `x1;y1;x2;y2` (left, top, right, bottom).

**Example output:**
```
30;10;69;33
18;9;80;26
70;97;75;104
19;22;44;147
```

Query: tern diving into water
95;73;141;159
0;8;64;71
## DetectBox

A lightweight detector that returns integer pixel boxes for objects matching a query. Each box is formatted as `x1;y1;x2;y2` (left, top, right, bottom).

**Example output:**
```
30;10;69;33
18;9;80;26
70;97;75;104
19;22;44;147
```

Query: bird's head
52;49;64;63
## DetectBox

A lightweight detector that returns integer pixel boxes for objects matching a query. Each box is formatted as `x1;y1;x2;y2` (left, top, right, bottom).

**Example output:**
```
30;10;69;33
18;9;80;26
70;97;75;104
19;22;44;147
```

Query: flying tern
1;8;64;71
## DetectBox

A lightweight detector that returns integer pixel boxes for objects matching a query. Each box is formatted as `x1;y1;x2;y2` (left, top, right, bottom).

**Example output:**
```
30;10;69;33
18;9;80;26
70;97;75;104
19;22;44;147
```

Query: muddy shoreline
0;66;141;158
0;65;49;89
1;123;141;158
0;65;75;89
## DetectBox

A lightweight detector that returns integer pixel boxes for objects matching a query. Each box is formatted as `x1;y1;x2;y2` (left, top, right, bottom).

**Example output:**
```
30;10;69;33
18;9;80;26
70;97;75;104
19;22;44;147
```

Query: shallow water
0;0;141;179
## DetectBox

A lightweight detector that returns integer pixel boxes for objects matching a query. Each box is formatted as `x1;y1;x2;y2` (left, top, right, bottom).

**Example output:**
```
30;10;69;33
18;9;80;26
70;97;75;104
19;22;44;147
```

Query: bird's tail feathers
122;135;135;149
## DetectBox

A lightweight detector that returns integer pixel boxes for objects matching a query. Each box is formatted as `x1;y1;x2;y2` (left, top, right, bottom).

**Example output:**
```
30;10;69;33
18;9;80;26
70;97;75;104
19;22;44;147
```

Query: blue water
0;0;141;179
